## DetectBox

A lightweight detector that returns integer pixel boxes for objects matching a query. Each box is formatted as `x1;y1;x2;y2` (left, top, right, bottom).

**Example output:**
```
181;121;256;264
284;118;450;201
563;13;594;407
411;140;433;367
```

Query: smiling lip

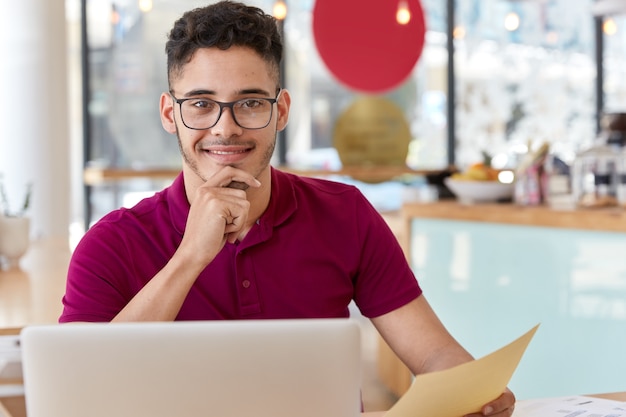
210;149;247;155
203;145;252;164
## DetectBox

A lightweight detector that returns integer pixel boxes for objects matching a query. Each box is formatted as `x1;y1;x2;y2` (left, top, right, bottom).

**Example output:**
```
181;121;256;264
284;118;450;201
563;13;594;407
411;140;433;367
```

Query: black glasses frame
170;90;281;130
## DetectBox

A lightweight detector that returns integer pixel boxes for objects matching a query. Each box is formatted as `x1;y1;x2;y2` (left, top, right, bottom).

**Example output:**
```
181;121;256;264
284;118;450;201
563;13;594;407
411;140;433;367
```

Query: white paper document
513;395;626;417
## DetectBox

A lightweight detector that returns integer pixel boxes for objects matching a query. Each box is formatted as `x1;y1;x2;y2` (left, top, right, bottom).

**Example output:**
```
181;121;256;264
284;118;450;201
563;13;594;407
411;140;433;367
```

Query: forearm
414;338;474;375
112;251;206;322
371;295;474;376
372;297;516;416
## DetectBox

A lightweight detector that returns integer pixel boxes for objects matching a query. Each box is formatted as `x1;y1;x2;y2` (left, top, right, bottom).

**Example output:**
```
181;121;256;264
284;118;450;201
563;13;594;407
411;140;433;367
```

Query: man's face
160;46;289;186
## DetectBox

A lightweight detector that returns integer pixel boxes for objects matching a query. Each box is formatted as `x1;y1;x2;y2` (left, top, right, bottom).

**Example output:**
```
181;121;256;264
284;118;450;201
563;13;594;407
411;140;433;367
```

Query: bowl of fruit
445;156;514;204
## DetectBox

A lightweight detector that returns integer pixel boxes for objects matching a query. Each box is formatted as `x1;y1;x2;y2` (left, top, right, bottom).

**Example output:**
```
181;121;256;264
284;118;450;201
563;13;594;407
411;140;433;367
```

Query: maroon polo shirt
60;168;421;322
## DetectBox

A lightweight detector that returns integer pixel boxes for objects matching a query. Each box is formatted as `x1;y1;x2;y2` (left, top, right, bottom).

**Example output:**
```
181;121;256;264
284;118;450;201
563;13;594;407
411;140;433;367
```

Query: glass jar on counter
602;112;626;147
617;148;626;207
542;153;572;209
606;113;626;207
571;144;621;209
571;113;626;209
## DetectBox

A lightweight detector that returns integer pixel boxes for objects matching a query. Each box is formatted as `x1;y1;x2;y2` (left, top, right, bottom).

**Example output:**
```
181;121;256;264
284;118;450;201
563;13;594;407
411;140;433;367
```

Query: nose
210;106;243;137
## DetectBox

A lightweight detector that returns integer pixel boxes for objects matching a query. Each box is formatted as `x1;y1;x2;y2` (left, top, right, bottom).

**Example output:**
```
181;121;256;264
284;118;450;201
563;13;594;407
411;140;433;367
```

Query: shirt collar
168;173;189;237
263;167;297;228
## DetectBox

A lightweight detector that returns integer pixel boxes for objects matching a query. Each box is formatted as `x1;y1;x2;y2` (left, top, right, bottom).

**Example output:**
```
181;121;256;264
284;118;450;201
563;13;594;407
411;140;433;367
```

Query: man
61;1;515;415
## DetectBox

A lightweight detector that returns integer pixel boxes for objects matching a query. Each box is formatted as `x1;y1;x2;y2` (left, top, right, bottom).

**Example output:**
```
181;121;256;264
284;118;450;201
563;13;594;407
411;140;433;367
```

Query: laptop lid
20;319;362;417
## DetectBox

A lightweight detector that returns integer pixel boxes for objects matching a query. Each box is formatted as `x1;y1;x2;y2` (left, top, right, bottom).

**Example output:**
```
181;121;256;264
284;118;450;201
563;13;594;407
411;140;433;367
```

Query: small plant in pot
0;178;33;269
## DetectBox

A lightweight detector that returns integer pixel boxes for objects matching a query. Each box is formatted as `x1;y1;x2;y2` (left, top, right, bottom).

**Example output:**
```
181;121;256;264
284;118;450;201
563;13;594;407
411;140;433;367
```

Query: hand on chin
225;180;249;190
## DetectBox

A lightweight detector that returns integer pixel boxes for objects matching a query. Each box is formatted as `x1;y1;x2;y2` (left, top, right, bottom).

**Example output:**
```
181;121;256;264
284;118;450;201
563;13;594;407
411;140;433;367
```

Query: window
81;0;607;225
453;0;597;168
603;14;626;112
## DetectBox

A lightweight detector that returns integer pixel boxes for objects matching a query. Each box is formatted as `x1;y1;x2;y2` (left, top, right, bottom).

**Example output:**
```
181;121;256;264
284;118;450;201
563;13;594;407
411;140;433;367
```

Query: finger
221;204;249;240
217;176;259;189
226;180;254;190
480;389;516;416
220;208;234;225
205;166;262;189
224;217;246;243
464;390;515;417
225;230;239;244
221;202;244;221
223;210;246;231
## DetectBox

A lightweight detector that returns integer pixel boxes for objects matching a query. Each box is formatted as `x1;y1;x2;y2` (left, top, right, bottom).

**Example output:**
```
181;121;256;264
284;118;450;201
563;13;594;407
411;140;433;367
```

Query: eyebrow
180;88;272;97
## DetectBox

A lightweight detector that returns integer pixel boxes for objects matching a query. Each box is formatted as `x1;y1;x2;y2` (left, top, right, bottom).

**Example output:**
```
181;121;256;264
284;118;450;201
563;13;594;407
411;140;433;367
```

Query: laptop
20;319;362;417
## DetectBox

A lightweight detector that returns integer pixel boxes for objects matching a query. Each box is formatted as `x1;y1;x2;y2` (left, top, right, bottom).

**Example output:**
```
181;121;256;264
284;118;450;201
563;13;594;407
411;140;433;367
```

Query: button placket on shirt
235;248;261;315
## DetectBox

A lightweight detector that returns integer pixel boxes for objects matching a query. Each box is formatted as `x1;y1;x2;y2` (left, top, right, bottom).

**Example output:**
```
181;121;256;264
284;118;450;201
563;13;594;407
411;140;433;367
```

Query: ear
276;89;291;132
159;92;177;134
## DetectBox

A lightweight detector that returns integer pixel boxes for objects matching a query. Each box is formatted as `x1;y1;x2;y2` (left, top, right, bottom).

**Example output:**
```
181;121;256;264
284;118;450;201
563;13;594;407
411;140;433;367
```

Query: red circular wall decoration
312;0;426;94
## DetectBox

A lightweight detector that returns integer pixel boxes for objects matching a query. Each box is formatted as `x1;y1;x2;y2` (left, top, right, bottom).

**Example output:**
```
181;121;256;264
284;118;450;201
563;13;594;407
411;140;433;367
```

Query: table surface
3;393;626;417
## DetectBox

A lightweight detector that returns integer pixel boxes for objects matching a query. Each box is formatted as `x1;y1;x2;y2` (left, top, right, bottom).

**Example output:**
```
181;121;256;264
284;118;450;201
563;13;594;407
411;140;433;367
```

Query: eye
188;98;216;111
238;98;265;109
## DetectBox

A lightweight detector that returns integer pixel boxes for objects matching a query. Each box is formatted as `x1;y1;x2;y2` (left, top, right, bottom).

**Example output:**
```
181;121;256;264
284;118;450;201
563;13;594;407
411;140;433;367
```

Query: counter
378;200;626;399
401;200;626;231
397;201;626;255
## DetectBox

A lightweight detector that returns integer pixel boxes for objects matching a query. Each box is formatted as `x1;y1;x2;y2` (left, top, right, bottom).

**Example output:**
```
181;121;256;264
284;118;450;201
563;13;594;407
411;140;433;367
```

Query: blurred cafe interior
2;0;626;412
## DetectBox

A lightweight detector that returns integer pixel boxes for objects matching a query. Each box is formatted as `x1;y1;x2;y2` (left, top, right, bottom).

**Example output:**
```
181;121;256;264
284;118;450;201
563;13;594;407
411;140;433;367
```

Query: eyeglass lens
180;98;274;129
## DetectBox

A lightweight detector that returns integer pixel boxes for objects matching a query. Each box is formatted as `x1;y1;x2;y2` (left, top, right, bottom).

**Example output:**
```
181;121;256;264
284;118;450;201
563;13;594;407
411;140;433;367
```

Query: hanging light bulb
273;0;287;21
138;0;153;13
504;12;520;32
396;0;411;25
603;18;618;36
453;25;466;40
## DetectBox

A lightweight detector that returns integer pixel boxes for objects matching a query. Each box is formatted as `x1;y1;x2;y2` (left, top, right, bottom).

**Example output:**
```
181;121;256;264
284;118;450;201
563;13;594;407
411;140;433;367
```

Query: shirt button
242;280;251;288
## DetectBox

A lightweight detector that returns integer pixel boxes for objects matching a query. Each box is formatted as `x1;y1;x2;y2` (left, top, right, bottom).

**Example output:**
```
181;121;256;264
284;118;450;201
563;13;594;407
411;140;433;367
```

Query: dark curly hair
165;1;283;88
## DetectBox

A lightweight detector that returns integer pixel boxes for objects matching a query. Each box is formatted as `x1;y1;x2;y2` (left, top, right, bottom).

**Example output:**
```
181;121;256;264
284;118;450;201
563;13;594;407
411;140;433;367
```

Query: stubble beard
176;130;276;190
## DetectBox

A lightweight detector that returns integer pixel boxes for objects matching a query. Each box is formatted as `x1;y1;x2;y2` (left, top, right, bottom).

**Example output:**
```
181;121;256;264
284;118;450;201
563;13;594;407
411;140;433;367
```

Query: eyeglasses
170;90;281;130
